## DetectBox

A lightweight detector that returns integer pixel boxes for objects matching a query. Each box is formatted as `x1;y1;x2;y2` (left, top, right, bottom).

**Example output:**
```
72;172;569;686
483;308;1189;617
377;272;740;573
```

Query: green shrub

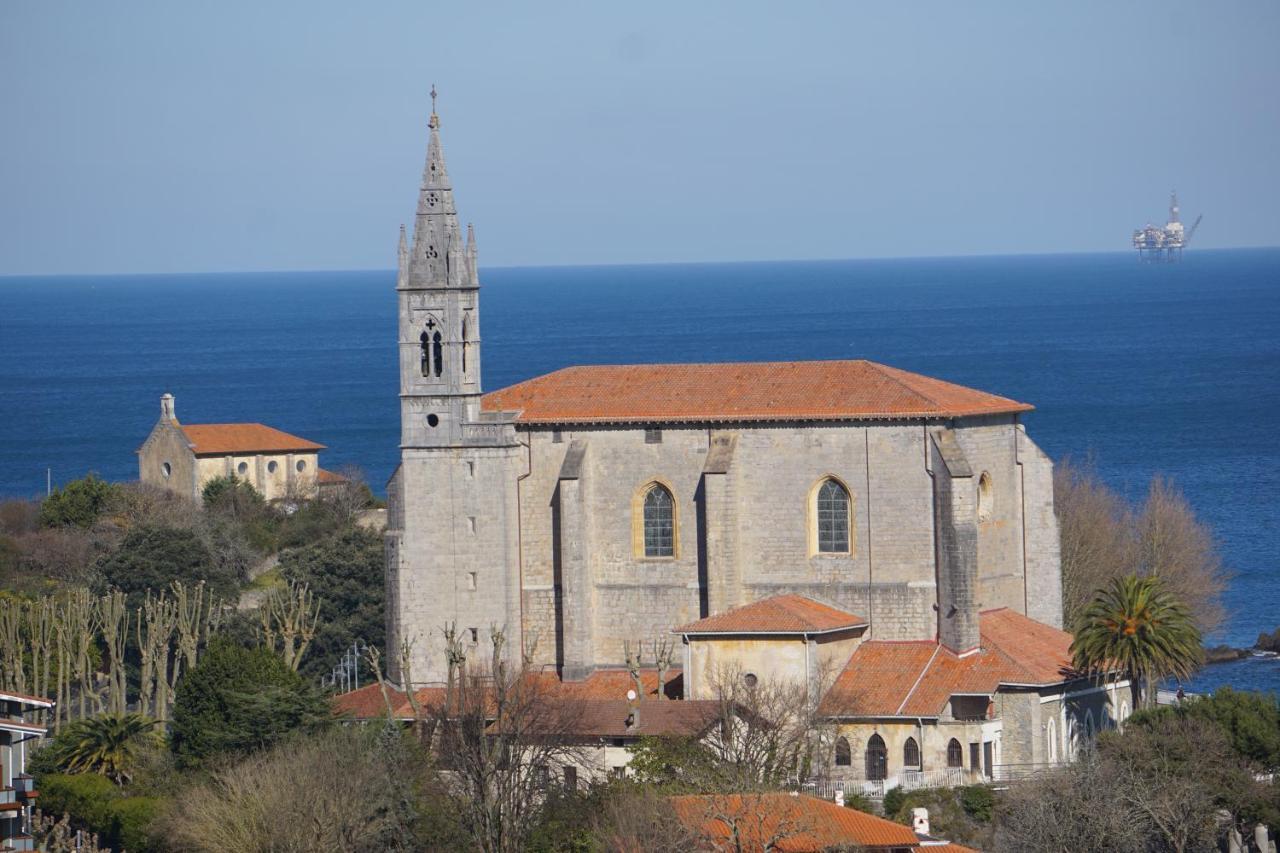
96;525;239;607
169;638;329;768
842;791;876;814
40;474;117;529
1130;687;1280;770
37;773;163;851
959;784;995;822
882;785;906;818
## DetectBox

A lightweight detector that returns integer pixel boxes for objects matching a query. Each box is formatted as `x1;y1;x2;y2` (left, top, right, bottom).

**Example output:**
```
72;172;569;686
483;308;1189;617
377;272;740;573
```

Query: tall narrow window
865;734;887;781
419;330;431;377
816;479;851;553
643;484;675;557
461;316;468;375
947;738;963;768
903;737;921;769
432;331;443;378
834;737;851;767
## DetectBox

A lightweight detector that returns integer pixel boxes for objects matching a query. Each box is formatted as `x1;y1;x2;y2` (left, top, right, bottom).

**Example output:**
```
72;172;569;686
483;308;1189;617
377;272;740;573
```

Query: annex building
138;393;343;500
384;98;1111;786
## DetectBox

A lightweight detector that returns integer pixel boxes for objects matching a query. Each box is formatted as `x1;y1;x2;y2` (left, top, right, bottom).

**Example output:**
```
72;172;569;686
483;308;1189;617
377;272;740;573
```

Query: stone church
385;101;1063;689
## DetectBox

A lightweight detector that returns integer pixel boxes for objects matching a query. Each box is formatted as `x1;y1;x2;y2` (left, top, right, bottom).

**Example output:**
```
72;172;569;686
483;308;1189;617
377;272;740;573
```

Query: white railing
805;767;969;801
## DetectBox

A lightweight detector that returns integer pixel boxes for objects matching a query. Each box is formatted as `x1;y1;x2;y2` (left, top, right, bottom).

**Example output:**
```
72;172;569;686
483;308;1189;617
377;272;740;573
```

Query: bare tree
258;579;319;671
652;638;675;701
1054;457;1227;632
432;627;584;853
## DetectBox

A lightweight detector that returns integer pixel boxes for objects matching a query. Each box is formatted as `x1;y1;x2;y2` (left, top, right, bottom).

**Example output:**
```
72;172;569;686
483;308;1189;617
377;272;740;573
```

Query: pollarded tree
1070;574;1202;710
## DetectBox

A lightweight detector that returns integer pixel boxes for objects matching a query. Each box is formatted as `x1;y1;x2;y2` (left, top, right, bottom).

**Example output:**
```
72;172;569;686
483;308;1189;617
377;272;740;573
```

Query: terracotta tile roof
519;699;722;739
675;595;867;635
920;845;981;853
819;610;1079;718
178;423;325;455
332;668;683;720
481;360;1034;425
316;468;347;484
979;607;1078;683
669;792;921;851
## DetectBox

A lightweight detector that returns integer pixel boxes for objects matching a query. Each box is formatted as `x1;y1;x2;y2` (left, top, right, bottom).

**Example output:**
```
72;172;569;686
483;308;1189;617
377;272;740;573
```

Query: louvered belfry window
817;479;850;553
643;485;674;557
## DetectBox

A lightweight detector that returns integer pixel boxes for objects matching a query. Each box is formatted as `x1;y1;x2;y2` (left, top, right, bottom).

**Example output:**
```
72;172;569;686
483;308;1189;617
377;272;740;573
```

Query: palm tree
50;713;158;785
1070;575;1203;710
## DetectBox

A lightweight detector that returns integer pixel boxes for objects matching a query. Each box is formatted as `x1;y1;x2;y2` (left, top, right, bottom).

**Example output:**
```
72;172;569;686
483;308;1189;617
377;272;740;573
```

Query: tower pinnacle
429;84;439;129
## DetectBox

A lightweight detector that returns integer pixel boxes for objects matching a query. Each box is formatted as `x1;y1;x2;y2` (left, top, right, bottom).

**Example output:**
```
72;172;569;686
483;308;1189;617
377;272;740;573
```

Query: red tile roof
481;360;1033;425
819;610;1079;718
179;423;325;455
332;668;683;721
669;792;921;851
676;594;867;635
519;699;722;739
316;468;347;484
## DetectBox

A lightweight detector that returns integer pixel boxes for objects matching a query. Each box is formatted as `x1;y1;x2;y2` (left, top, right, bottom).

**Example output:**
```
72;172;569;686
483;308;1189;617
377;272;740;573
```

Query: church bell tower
387;89;522;686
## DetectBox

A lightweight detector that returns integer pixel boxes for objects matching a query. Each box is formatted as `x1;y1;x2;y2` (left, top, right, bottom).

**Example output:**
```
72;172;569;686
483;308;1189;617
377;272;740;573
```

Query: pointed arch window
903;737;921;769
461;316;469;376
815;478;851;554
977;471;994;522
865;734;887;781
834;737;851;767
642;484;675;558
419;330;431;377
432;331;444;378
947;738;963;768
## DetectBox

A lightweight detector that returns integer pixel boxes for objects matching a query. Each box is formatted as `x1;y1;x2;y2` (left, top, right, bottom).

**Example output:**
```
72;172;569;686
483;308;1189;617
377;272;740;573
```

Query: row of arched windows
635;476;856;559
833;735;966;779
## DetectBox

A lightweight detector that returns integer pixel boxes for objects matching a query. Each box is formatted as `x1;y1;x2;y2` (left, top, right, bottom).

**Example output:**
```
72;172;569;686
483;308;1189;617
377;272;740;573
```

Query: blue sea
2;250;1277;694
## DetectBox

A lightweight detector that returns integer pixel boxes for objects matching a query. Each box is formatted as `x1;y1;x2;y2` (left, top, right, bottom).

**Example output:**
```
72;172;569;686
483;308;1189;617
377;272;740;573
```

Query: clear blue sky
2;1;1277;275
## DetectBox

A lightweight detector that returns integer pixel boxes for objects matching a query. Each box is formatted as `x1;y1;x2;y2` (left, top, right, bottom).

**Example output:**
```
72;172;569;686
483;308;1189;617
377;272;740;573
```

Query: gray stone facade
387;104;1064;687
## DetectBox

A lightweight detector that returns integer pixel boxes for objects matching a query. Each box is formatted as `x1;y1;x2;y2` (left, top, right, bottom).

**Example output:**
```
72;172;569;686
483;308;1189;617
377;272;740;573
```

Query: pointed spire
408;87;462;288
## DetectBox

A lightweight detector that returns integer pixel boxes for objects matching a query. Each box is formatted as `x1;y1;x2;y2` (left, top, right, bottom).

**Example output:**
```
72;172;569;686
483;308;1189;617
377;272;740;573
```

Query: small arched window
1047;718;1058;763
865;734;887;781
903;737;921;769
419;329;431;377
834;737;851;767
642;484;675;557
947;738;963;768
977;471;993;522
815;478;851;554
432;331;444;378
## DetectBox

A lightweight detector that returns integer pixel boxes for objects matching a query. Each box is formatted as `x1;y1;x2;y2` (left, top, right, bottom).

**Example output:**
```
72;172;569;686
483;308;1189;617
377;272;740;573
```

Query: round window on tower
427;414;440;428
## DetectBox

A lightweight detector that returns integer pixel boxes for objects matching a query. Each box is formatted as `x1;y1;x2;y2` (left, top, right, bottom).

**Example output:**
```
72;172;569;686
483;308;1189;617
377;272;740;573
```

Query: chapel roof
817;608;1079;719
177;423;326;456
675;594;867;636
480;360;1033;425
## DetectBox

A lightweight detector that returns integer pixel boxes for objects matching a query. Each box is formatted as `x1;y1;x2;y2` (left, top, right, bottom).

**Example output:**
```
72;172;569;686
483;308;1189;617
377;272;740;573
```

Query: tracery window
432;331;444;378
903;737;921;769
834;737;851;767
865;734;887;781
816;478;851;554
947;738;963;768
642;484;675;557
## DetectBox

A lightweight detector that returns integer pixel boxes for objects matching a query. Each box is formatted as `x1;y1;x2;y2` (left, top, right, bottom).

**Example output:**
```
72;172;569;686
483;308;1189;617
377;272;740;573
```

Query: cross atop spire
429;84;439;129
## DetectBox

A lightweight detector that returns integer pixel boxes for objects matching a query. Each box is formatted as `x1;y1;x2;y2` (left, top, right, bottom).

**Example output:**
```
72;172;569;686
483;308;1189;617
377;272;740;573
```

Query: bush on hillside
168;639;329;768
1129;687;1280;771
37;773;162;852
96;525;239;607
39;474;118;530
278;526;384;677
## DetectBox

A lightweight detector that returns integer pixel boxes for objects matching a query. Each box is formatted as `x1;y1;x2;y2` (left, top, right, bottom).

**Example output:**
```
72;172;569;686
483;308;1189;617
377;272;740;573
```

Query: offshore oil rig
1133;191;1202;262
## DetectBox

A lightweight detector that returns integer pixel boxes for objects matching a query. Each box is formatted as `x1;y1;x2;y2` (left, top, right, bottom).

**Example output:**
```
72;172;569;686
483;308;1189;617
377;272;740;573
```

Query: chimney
912;807;930;836
160;393;176;423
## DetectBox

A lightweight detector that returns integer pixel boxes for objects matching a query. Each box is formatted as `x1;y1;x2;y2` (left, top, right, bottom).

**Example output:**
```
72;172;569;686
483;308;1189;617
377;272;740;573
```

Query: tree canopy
96;525;239;607
40;474;118;529
168;639;328;768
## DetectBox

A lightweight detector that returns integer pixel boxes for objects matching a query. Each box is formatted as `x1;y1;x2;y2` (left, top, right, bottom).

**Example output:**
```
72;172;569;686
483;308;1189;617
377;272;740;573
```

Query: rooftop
818;608;1079;718
481;360;1033;425
178;423;326;456
668;792;923;852
675;594;867;636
